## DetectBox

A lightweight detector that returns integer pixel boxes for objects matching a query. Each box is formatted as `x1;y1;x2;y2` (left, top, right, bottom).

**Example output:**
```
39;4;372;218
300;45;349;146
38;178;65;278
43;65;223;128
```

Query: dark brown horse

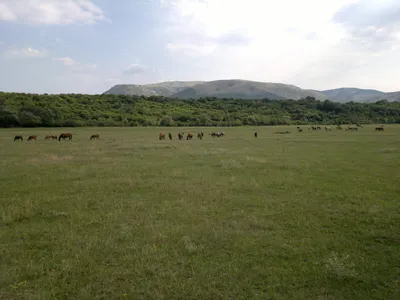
90;134;100;140
14;135;23;142
178;132;184;140
168;133;172;140
27;135;37;141
59;133;72;141
254;132;258;137
197;132;203;140
159;132;166;140
45;135;57;140
375;127;384;131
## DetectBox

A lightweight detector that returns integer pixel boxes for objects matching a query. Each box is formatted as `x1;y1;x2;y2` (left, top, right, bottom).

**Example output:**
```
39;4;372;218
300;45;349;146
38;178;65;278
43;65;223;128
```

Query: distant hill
104;81;204;97
320;88;386;102
103;80;399;102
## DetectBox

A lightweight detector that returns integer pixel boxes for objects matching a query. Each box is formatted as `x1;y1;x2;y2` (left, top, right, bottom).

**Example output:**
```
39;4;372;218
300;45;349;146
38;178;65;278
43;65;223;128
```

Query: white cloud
54;56;75;66
53;56;97;71
4;47;48;58
124;64;147;74
0;0;109;25
166;42;217;57
162;0;400;91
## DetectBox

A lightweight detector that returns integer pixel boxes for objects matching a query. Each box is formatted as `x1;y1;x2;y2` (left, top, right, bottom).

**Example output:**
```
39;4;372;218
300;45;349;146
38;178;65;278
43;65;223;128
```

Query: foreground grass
0;125;399;299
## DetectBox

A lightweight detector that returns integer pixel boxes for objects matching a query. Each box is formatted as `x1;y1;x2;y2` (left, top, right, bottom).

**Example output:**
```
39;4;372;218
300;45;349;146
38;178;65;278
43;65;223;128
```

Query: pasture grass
0;125;399;299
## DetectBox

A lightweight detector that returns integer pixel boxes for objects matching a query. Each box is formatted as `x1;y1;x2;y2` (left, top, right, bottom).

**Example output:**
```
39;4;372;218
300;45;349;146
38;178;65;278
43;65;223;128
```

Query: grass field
1;125;399;300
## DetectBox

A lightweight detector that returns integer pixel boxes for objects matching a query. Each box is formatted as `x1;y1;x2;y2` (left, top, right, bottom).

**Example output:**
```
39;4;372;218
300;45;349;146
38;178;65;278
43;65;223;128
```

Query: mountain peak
103;79;400;102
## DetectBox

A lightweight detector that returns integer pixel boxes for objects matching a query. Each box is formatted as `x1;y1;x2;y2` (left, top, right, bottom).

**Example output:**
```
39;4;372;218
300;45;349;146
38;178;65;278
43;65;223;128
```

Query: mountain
320;88;386;102
103;80;399;102
104;81;204;97
172;80;327;100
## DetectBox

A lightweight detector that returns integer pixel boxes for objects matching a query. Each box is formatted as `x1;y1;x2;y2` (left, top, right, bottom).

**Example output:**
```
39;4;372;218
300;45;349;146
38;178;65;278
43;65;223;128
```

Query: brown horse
178;132;184;140
59;133;72;141
14;135;23;142
186;133;193;140
27;135;37;141
159;132;166;140
90;134;100;140
254;131;258;137
45;135;57;140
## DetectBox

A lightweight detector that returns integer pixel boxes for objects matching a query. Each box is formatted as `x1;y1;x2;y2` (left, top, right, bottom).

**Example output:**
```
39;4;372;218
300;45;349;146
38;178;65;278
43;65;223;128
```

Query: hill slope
172;80;328;100
320;88;386;102
104;80;399;102
103;81;204;97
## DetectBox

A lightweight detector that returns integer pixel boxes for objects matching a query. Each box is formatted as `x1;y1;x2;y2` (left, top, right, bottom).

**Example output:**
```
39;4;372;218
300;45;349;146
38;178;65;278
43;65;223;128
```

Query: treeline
0;92;400;127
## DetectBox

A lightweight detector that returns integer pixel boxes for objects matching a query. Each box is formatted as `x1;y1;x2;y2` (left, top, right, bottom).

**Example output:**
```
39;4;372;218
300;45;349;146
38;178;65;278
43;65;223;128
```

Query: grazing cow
178;132;184;140
187;133;193;140
254;132;258;138
59;133;72;141
197;132;203;140
168;133;172;140
90;134;100;140
14;135;23;142
27;135;37;141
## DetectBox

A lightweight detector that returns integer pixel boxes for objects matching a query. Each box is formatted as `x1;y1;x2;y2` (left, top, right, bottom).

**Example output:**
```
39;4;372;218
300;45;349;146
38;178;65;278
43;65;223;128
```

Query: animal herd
294;125;385;132
11;125;386;143
13;132;97;142
159;131;221;141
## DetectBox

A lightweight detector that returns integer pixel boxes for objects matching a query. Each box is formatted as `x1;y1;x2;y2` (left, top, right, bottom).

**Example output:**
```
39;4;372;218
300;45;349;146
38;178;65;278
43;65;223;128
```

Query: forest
0;92;400;127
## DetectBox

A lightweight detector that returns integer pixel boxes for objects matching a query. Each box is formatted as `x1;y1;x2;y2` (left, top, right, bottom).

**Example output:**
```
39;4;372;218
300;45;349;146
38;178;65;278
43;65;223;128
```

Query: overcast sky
0;0;399;94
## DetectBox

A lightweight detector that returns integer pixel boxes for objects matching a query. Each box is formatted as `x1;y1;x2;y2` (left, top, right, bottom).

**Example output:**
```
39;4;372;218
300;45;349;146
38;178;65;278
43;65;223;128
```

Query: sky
0;0;399;94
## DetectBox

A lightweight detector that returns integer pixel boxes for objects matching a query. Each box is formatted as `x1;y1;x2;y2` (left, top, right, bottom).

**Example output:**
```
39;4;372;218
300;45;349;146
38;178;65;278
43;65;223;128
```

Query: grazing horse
254;132;258;138
336;126;342;130
14;135;23;142
27;135;37;141
178;132;184;140
375;127;384;131
159;132;166;140
45;135;58;140
211;131;225;138
325;127;331;131
59;133;72;141
297;127;303;132
168;133;172;140
197;132;203;140
187;133;193;140
90;134;100;140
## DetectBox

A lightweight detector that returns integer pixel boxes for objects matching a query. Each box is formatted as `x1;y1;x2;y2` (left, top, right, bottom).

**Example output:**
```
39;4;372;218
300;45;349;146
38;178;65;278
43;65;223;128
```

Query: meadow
0;125;399;300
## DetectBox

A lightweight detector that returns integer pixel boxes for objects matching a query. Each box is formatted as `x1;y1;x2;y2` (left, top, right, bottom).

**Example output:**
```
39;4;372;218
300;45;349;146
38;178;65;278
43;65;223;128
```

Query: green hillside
1;92;400;128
